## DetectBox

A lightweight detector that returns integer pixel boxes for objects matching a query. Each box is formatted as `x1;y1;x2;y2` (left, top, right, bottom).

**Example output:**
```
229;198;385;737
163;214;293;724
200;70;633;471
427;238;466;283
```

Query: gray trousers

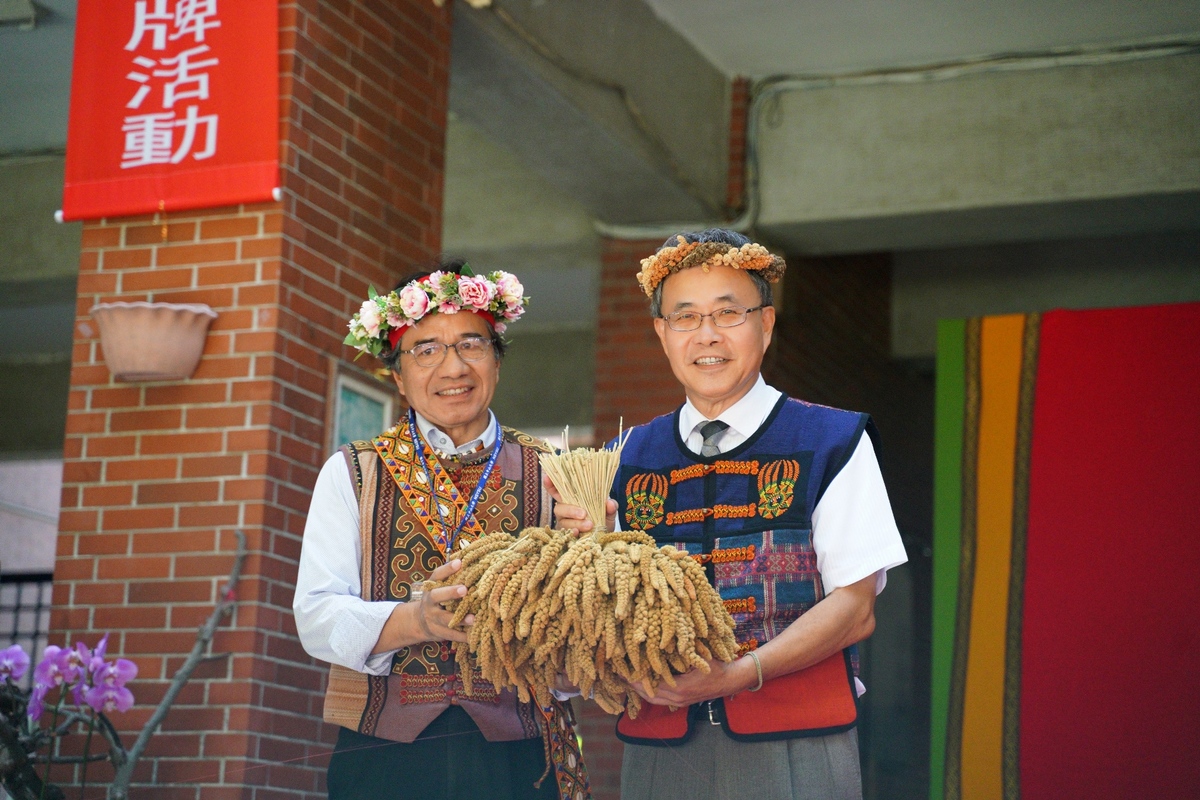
620;723;862;800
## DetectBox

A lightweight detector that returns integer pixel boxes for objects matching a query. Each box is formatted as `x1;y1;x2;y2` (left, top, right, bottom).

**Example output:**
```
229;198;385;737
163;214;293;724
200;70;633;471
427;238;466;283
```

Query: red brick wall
53;2;451;797
765;253;933;540
593;237;678;446
766;253;893;410
726;76;750;215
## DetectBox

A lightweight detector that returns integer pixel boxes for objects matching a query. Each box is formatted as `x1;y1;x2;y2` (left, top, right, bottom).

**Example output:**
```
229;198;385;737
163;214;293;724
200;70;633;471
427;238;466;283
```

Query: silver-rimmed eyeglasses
661;305;764;332
398;337;494;367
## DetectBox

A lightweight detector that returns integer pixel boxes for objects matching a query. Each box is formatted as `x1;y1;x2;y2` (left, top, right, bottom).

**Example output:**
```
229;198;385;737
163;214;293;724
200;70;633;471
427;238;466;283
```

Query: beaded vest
321;423;554;744
614;395;874;742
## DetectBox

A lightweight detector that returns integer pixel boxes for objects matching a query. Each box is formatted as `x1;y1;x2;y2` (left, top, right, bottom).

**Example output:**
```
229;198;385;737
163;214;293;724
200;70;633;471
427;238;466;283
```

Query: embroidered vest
322;424;554;744
613;395;874;743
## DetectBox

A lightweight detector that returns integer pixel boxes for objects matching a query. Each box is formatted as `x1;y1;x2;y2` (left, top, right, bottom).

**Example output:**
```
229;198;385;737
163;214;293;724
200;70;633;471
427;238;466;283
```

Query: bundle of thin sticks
437;434;738;716
537;438;620;534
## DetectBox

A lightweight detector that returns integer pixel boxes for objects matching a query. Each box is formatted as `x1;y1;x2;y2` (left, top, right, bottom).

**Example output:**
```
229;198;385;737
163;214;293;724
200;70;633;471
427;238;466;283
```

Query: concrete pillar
51;1;451;796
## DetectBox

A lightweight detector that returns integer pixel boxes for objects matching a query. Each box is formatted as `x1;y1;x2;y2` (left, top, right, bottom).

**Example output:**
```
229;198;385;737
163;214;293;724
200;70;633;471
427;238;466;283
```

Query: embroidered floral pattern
723;596;757;615
393;671;500;704
669;459;759;485
735;638;759;657
692;544;756;565
372;425;486;557
665;503;756;526
624;473;669;530
757;459;800;519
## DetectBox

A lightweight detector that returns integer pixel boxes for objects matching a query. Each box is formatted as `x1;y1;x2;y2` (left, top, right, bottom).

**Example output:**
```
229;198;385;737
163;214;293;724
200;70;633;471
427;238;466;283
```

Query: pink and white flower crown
344;266;527;358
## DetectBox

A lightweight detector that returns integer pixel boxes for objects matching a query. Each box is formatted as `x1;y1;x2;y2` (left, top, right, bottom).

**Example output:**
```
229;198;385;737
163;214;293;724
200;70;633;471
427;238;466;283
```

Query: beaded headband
635;235;786;297
344;267;527;358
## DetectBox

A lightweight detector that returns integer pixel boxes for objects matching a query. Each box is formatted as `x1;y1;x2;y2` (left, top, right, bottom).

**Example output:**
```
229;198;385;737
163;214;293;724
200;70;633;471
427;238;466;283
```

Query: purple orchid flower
0;644;29;681
63;641;91;684
33;645;67;688
94;659;137;688
27;682;48;721
84;659;137;714
70;679;87;708
87;634;109;676
83;682;134;714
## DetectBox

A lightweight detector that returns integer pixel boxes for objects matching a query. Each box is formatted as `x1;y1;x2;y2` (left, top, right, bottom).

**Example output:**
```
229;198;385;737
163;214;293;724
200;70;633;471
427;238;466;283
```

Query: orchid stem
41;689;66;800
79;713;96;799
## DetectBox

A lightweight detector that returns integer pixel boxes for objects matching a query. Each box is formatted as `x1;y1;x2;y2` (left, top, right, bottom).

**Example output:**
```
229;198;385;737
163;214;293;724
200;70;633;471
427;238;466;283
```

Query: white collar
413;409;498;455
678;375;782;442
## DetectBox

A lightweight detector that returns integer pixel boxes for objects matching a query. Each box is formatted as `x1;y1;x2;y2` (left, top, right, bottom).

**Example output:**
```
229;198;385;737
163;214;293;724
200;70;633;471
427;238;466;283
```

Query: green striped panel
931;318;967;800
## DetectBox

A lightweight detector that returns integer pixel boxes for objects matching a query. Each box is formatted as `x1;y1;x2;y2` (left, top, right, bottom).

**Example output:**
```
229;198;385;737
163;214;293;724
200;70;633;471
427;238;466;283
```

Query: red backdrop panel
1021;303;1200;799
63;0;278;220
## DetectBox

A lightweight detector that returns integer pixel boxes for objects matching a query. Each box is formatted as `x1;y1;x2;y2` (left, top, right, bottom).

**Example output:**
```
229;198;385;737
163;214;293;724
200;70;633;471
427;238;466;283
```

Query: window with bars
0;572;53;688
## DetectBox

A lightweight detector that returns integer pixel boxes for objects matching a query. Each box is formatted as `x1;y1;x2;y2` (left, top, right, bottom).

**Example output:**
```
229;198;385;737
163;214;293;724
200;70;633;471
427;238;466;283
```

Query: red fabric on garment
387;310;496;350
1021;303;1200;799
722;651;857;736
616;650;857;743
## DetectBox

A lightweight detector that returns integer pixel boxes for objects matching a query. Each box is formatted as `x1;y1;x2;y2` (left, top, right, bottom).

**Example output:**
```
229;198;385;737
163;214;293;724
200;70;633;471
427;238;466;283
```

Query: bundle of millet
436;441;737;716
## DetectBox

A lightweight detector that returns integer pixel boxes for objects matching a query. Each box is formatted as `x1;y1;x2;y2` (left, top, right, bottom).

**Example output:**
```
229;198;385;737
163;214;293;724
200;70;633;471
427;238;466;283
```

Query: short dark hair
648;228;773;317
380;257;508;372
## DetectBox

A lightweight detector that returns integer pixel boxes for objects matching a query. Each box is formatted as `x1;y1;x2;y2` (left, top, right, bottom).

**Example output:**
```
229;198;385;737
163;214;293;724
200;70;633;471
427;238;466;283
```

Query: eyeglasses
660;305;764;332
399;337;494;367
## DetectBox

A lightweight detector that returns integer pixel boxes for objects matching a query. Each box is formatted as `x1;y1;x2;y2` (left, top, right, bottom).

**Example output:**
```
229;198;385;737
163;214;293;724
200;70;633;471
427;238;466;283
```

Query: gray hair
650;269;773;318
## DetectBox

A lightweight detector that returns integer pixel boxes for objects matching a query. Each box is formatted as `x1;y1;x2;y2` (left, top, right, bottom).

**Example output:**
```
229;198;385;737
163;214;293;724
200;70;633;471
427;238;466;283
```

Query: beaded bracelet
747;651;764;692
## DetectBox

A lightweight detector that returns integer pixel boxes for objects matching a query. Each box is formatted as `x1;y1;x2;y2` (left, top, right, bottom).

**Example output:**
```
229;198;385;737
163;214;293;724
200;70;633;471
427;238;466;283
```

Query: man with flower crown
294;260;589;800
552;229;907;800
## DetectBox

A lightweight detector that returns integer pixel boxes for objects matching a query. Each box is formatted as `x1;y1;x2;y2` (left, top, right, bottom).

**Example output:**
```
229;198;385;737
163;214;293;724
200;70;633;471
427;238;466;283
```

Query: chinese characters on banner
63;1;277;221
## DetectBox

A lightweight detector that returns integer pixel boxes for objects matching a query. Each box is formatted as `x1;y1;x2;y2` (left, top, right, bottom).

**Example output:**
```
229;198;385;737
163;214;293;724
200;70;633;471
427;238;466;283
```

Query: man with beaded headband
295;260;589;800
554;230;906;800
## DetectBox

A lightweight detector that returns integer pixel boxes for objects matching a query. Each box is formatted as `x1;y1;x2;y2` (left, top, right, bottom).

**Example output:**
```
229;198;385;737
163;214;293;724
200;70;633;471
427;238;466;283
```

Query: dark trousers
327;706;559;800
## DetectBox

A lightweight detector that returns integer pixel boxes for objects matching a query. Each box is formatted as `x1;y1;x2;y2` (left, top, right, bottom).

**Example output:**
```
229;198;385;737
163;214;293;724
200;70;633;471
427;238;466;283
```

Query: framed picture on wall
325;361;401;455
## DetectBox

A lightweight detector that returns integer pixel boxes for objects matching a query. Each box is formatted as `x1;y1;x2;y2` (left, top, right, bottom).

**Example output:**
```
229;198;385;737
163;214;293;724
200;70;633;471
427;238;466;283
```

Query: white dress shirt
293;411;497;676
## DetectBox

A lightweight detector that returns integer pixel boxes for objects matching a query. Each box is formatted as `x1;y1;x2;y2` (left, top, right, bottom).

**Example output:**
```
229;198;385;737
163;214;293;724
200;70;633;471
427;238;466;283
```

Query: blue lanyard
408;409;503;553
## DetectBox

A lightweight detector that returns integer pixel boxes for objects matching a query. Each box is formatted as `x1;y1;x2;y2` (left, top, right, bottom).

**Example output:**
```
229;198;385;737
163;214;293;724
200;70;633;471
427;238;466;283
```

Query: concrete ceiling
5;0;1198;247
644;0;1200;76
0;0;75;153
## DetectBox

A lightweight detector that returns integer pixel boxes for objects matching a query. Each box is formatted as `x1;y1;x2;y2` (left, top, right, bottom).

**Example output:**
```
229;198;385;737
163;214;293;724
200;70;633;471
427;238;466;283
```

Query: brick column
53;2;451;797
726;76;750;216
592;237;678;445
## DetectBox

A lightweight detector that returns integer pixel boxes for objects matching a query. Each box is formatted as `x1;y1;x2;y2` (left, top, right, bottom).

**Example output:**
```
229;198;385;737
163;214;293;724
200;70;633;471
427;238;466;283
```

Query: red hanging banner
62;0;278;221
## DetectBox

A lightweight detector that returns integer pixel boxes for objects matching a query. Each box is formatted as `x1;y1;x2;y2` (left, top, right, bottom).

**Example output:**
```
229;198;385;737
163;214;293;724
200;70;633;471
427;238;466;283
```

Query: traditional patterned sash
372;423;487;557
535;699;592;800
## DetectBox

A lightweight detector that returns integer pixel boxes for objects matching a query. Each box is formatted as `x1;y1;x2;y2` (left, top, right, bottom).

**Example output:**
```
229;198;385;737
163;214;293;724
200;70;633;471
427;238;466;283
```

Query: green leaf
343;332;359;345
368;285;379;300
460;263;475;277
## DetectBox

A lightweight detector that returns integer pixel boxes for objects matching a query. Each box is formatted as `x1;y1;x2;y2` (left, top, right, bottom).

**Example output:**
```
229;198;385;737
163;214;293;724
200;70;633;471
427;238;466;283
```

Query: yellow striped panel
961;314;1025;800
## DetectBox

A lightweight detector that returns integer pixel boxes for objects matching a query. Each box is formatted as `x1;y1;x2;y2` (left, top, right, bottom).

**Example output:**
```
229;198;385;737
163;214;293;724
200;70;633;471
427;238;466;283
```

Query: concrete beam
757;53;1200;253
442;117;601;328
0;157;80;282
450;1;729;224
892;230;1200;359
0;3;74;153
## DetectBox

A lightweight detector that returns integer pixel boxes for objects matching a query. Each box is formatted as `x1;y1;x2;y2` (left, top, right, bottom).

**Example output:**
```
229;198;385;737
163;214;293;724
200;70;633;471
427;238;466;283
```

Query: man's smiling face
391;311;499;445
653;264;775;418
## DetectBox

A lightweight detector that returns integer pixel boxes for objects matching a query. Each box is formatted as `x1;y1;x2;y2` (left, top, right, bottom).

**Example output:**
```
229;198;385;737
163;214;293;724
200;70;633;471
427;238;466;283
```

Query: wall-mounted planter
89;302;218;382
